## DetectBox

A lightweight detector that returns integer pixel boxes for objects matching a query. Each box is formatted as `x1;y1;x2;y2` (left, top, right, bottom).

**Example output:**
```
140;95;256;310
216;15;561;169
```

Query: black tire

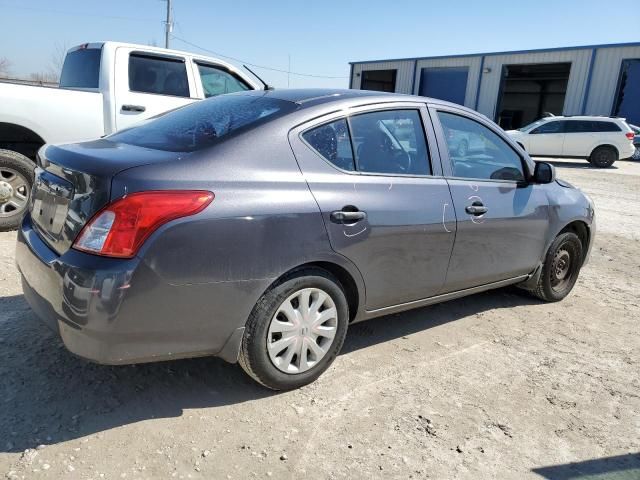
530;232;583;302
239;268;349;390
589;146;617;168
0;149;35;232
457;139;469;157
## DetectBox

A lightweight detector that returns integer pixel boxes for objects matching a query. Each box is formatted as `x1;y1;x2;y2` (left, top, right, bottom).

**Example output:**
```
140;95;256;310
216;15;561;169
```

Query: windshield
518;119;547;132
108;94;297;152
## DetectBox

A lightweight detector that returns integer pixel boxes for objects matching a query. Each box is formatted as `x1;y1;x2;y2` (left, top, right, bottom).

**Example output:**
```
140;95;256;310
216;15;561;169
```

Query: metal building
349;42;640;129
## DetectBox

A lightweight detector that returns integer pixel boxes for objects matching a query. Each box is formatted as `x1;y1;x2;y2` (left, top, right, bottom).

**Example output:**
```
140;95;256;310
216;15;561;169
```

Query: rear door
289;103;456;311
562;120;596;156
527;120;566;156
114;48;197;131
430;105;550;292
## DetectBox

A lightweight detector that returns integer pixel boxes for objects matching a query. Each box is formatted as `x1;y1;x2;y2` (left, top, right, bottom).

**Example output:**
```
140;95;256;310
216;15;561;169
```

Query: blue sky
0;0;636;88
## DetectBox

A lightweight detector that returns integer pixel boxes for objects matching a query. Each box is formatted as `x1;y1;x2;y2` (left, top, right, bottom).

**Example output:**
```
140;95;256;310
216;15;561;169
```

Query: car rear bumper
16;214;272;365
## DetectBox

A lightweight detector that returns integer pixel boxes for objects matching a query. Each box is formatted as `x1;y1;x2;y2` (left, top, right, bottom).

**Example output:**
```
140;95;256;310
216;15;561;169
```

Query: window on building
129;53;190;97
196;63;251;98
360;69;397;92
437;111;525;182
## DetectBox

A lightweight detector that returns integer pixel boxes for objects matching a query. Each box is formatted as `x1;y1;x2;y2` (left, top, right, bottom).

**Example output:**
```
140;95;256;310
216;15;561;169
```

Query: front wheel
239;268;349;390
0;149;35;232
530;232;583;302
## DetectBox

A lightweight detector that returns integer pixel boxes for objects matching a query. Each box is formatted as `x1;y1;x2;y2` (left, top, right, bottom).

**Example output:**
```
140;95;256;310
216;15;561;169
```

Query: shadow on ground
532;452;640;479
0;287;540;453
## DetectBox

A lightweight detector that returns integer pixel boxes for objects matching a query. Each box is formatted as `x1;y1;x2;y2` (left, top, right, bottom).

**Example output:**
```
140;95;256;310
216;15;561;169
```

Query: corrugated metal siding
584;45;640;116
414;56;483;108
476;49;592;119
351;61;414;93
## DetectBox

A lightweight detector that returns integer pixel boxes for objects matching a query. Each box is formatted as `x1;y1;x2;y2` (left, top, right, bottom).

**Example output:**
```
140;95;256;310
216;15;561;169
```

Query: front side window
129;54;189;97
302;119;355;171
197;63;251;98
565;121;591;133
109;94;297;152
531;120;565;134
437;111;525;182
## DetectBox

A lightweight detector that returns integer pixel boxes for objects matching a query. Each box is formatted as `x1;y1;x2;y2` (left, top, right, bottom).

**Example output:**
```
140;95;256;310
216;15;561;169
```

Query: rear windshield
109;94;297;152
59;48;102;89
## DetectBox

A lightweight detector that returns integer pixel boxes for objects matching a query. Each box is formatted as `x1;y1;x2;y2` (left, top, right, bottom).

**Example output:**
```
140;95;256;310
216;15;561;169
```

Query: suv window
129;54;189;97
302;119;355;171
437;111;525;182
109;95;297;152
196;63;251;98
351;110;431;175
565;121;592;133
592;121;621;132
531;120;565;134
59;48;102;89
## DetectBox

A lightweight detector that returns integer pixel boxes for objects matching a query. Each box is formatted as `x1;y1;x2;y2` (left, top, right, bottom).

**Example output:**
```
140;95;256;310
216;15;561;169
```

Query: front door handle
465;201;488;216
330;208;366;224
121;104;146;112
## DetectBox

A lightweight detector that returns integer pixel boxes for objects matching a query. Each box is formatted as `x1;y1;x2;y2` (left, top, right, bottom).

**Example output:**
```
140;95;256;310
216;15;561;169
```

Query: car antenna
243;65;274;91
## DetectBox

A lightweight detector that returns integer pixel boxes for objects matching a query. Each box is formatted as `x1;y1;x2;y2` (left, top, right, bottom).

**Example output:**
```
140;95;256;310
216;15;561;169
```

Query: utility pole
164;0;173;49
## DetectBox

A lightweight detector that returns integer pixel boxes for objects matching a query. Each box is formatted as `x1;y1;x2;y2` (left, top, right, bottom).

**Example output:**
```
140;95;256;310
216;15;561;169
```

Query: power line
170;34;349;79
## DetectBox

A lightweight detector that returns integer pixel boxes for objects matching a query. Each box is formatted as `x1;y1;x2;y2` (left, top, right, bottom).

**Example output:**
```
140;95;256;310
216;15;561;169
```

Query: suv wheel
239;268;349;390
0;149;35;232
530;232;583;302
589;146;617;168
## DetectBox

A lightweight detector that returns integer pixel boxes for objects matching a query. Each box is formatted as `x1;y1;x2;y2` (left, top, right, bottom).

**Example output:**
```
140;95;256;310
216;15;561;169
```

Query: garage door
418;67;468;105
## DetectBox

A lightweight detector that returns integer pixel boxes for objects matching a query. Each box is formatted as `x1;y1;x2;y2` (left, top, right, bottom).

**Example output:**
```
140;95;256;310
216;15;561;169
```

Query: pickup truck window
129;53;190;97
59;48;101;89
196;63;251;98
108;94;298;152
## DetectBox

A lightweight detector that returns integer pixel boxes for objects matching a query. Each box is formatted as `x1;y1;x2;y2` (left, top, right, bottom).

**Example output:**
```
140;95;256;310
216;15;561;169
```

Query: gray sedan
16;89;595;390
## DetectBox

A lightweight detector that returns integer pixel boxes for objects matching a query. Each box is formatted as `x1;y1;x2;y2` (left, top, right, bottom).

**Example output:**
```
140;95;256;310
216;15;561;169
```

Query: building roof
350;41;640;65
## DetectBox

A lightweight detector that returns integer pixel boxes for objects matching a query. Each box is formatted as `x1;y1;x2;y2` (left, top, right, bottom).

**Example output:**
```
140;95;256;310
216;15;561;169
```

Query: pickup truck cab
0;41;261;230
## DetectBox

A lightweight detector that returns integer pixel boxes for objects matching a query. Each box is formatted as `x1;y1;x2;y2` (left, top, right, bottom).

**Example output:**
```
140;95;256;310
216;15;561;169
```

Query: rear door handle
121;104;146;112
465;202;488;216
330;209;366;224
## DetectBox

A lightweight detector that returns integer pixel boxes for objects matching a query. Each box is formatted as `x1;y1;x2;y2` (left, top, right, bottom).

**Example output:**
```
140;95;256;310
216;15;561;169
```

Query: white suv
506;116;636;167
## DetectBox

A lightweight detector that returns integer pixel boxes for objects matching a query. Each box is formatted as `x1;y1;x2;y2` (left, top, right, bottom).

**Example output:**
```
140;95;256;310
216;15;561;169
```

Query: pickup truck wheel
589;146;617;168
0;149;34;232
530;232;583;302
239;268;349;390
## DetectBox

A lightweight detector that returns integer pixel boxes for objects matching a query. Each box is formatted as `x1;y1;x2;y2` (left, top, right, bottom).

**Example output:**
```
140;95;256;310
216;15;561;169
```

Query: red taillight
73;190;214;258
626;132;635;141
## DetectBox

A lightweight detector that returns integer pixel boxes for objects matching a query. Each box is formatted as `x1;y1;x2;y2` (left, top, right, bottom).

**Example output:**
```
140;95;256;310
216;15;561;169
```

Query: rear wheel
530;232;583;302
239;268;349;390
589;146;617;168
0;149;34;232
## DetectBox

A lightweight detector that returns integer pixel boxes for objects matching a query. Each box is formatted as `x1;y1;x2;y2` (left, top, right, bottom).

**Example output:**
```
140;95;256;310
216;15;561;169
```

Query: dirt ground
1;159;639;480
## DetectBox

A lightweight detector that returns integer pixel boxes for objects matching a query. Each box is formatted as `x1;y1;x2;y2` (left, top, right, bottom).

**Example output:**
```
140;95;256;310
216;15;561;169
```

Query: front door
289;105;456;311
431;106;550;293
527;120;566;156
114;48;197;132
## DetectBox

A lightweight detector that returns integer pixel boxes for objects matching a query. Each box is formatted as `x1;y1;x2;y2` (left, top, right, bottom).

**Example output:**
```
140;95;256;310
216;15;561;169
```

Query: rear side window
59;48;102;88
129;54;189;97
108;94;297;152
592;121;621;132
303;110;431;176
303;120;355;171
197;63;251;98
565;121;592;133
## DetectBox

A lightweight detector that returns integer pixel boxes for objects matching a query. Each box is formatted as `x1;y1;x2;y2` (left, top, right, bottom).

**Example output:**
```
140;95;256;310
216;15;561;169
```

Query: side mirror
533;161;555;184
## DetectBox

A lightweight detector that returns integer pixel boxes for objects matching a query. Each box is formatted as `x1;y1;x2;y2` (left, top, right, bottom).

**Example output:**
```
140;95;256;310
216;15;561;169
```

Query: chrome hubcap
267;287;338;374
0;168;29;217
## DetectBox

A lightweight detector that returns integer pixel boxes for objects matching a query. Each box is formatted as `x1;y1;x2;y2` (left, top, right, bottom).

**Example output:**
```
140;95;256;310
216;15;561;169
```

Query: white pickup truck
0;41;262;230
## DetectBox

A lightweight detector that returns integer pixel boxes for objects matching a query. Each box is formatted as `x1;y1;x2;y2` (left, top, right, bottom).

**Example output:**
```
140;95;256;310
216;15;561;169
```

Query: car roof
545;116;624;121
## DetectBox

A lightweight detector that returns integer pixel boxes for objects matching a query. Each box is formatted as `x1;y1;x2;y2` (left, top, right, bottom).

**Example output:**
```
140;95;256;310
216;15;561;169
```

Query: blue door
419;67;469;105
613;59;640;126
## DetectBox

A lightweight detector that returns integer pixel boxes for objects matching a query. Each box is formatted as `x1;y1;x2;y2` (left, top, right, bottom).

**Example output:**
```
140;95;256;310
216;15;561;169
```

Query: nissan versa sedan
16;89;595;390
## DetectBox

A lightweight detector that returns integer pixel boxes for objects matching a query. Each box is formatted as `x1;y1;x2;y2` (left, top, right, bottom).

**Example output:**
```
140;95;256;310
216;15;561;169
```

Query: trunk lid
31;140;181;255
